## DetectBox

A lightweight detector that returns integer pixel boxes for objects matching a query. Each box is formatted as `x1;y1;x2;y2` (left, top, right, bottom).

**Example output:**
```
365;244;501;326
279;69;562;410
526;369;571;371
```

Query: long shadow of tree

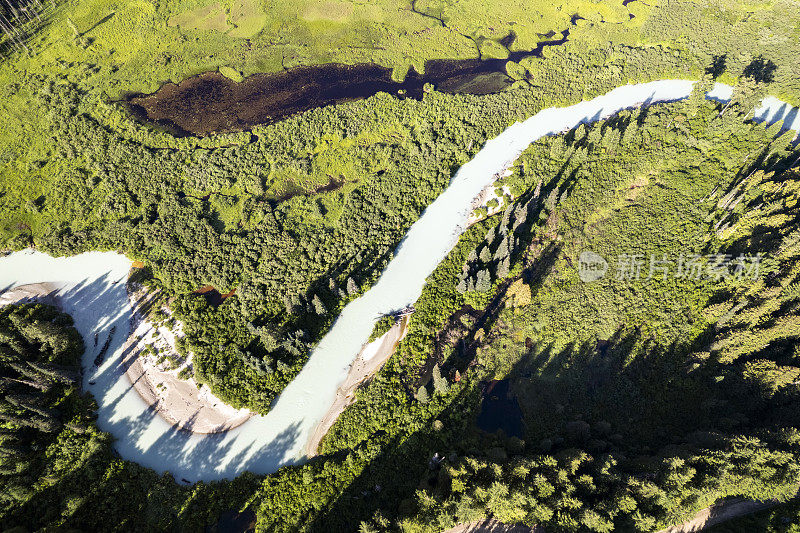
743;56;778;84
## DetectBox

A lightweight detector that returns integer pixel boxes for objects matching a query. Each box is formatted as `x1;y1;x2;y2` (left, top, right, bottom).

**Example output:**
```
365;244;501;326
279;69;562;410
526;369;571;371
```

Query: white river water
1;80;798;481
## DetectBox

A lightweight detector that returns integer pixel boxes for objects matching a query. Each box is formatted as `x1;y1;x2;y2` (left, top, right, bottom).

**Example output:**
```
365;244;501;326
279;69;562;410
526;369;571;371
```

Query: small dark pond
209;509;256;533
193;285;236;306
126;31;569;136
476;379;524;438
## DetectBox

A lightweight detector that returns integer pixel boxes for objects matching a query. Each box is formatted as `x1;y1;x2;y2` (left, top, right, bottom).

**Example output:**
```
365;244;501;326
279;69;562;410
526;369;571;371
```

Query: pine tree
601;127;621;151
493;235;509;261
485;227;496;245
312;294;327;315
497;255;511;279
574;123;587;142
720;77;765;118
432;364;449;394
475;269;491;292
282;294;293;314
622;120;639;145
588;124;602;146
501;204;513;227
416;385;429;403
512;204;528;231
346;277;358;295
358;522;379;533
456;278;468;293
550;136;566;159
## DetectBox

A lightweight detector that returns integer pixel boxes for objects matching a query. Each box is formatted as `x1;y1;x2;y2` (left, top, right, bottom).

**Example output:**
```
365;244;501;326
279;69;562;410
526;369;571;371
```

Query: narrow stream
1;81;799;481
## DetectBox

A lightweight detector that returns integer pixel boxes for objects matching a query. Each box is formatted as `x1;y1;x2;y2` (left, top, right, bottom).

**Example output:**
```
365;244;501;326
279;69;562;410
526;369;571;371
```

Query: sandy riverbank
122;282;252;434
305;315;410;456
0;273;251;435
467;170;514;226
0;282;62;308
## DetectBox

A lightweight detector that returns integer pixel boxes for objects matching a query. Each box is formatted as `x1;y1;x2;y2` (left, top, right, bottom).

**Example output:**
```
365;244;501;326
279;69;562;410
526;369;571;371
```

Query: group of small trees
415;364;450;403
458;198;534;293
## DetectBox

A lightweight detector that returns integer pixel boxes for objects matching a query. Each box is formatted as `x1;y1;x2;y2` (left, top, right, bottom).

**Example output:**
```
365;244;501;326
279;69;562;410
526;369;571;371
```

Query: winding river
1;81;799;481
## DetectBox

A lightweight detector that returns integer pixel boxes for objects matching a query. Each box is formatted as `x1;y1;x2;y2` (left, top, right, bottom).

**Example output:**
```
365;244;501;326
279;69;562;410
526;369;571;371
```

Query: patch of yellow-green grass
0;0;656;104
300;0;355;22
479;38;509;59
13;0;241;95
208;193;244;232
219;65;244;81
228;0;267;38
0;153;102;245
168;2;231;32
417;0;642;52
264;168;308;200
584;172;654;227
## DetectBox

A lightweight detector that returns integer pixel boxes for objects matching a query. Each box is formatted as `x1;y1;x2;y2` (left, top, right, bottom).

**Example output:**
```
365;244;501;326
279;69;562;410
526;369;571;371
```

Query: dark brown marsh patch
125;30;570;136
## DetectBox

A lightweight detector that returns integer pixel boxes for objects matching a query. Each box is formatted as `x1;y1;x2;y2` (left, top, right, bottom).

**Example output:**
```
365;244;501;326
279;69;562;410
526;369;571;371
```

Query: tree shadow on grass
743;56;778;84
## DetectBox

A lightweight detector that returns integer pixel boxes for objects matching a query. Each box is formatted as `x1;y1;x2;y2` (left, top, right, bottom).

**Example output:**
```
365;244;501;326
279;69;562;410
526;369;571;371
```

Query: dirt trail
305;315;410;456
442;520;540;533
656;495;796;532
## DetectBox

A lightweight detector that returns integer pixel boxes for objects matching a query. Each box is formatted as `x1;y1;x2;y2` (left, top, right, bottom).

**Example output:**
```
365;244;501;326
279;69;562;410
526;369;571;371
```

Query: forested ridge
0;303;262;530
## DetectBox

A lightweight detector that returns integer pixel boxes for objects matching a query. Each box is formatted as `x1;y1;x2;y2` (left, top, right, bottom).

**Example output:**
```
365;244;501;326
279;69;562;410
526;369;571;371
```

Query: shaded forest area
0;303;260;530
